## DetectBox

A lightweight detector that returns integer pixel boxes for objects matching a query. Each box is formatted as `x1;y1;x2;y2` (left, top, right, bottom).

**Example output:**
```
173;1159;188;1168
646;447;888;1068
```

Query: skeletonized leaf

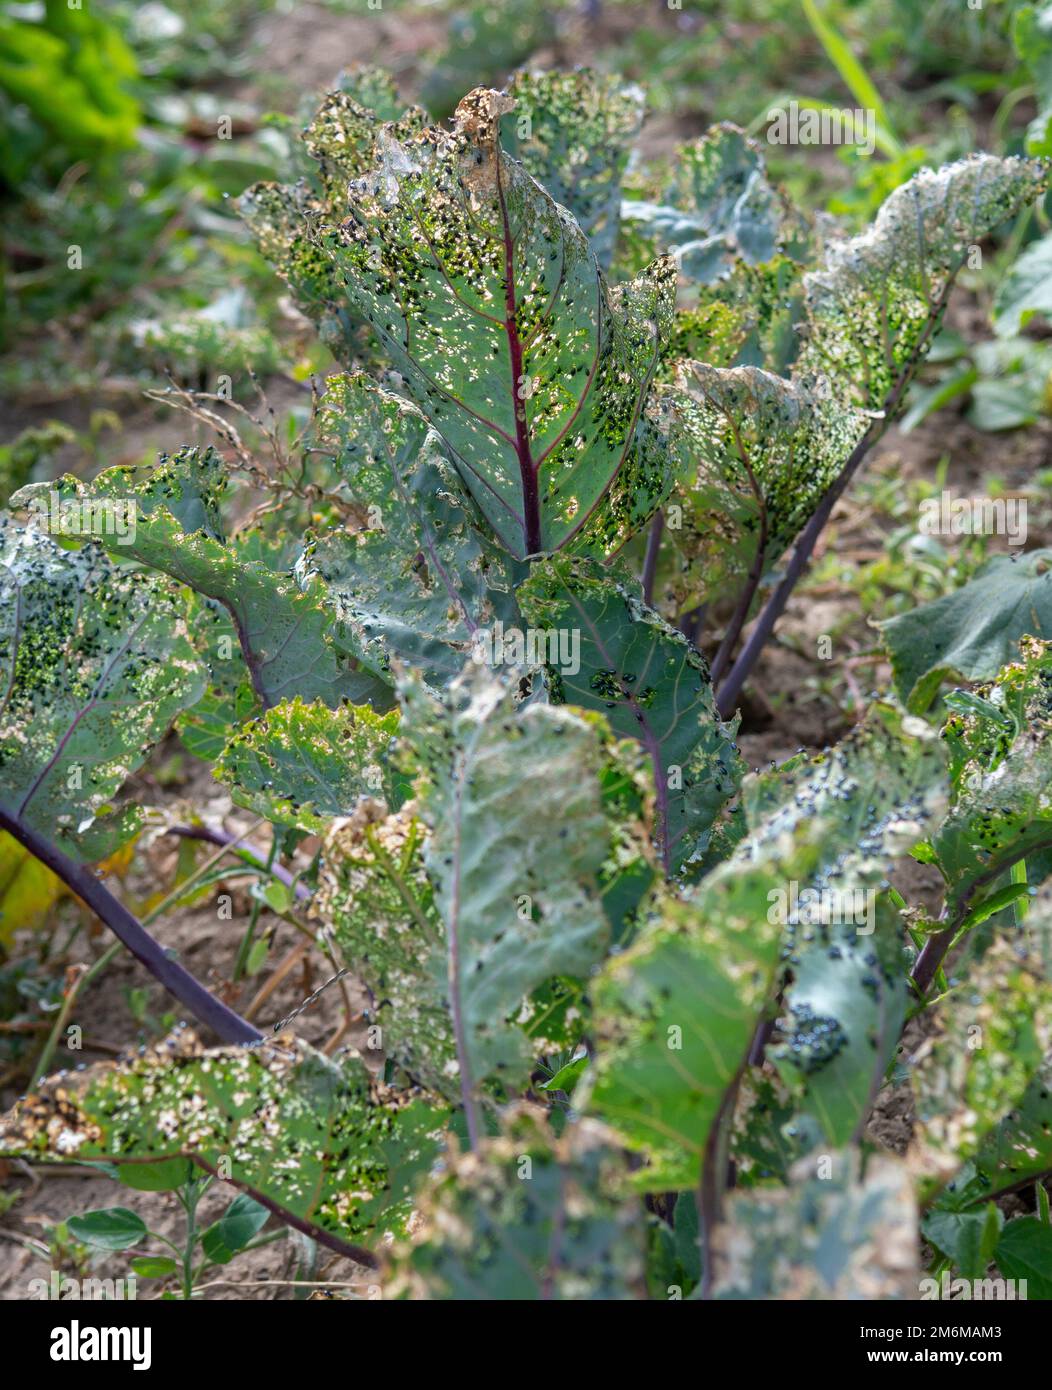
316;803;456;1094
621;124;792;286
880;549;1052;712
518;554;741;876
316;88;675;559
387;1108;646;1299
739;702;948;884
0;1030;444;1250
739;705;946;1146
712;1151;918;1299
501;69;644;270
663;365;868;605
215;697;402;833
13;451;393;713
931;639;1052;922
0;520;205;861
910;933;1052;1193
302;89;429;205
298;374;524;685
795;154;1048;411
397;665;610;1098
241;90;427;362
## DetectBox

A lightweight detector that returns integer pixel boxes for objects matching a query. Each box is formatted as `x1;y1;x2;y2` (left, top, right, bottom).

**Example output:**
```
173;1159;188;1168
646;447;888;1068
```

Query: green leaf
0;518;205;861
300;374;524;685
899;363;978;434
1014;2;1052;156
712;1152;917;1299
518;555;742;876
397;666;611;1100
931;642;1052;921
130;1256;178;1278
922;1205;1003;1280
387;1108;646;1299
201;1194;269;1265
501;69;643;271
539;1055;589;1095
318;804;455;1095
241;90;427;362
994;232;1052;336
738;706;945;1144
740;702;947;885
68;1207;147;1251
995;1216;1052;1297
0;1031;445;1251
316;88;675;559
968;377;1041;431
13;450;393;713
912;935;1052;1196
621;125;791;286
178;682;258;763
216;697;402;833
663;365;868;607
796;155;1048;412
302;88;427;206
958;1057;1052;1205
117;1158;194;1192
801;0;899;149
731;1071;822;1186
585;852;794;1189
880;551;1052;712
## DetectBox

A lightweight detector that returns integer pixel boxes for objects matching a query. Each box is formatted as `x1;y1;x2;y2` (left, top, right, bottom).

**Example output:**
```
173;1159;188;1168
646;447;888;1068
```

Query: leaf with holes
13;451;393;713
795;155;1048;411
0;519;205;861
0;1031;445;1255
298;374;524;686
316;88;675;559
583;850;796;1190
518;554;741;876
662;365;868;607
396;665;610;1108
387;1108;645;1299
215;697;403;833
500;69;644;271
621;124;796;287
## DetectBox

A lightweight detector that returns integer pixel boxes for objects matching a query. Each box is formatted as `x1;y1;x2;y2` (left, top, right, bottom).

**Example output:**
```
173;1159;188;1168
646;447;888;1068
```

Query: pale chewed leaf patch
215;697;402;833
713;1151;918;1299
386;1107;646;1299
795;155;1048;411
298;373;524;687
0;519;205;861
518;554;742;877
663;364;869;607
13;453;393;713
397;664;610;1095
0;1028;444;1245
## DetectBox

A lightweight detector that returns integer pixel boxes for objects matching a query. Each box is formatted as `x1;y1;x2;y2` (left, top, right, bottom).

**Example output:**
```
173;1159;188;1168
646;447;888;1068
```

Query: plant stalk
0;807;261;1046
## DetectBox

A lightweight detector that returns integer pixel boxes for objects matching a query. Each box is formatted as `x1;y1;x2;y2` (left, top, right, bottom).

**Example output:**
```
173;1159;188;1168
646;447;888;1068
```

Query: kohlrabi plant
3;66;1052;1301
